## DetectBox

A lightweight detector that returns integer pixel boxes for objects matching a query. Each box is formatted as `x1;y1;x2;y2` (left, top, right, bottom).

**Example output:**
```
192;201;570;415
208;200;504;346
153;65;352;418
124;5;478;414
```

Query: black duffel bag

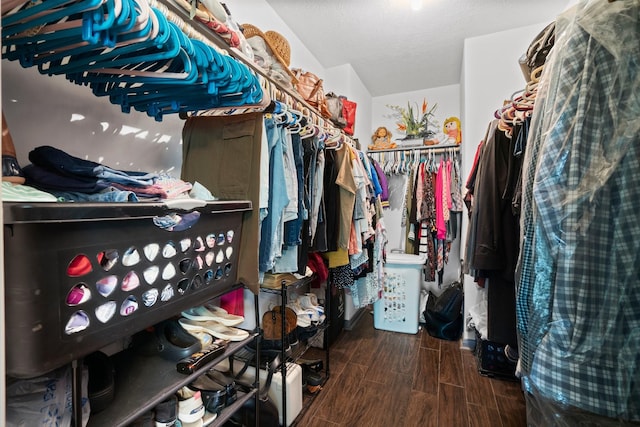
423;281;463;341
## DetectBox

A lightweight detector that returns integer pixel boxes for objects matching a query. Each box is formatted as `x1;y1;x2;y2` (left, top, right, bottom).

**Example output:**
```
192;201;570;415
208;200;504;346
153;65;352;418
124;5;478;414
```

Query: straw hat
242;23;298;84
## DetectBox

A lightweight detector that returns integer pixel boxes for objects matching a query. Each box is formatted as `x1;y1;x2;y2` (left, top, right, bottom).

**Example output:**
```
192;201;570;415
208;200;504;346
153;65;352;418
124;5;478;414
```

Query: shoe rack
86;288;261;427
260;276;331;427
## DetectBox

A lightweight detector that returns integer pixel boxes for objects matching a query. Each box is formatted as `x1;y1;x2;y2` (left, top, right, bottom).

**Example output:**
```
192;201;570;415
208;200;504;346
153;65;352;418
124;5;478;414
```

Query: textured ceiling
264;0;570;96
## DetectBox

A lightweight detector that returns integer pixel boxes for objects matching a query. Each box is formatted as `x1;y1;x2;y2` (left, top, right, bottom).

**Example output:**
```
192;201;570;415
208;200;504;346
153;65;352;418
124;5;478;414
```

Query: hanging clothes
334;143;357;251
258;115;290;273
517;0;640;421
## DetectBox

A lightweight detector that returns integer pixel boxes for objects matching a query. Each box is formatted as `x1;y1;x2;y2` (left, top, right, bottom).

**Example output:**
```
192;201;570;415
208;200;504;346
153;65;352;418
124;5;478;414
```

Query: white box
373;253;426;334
231;360;302;426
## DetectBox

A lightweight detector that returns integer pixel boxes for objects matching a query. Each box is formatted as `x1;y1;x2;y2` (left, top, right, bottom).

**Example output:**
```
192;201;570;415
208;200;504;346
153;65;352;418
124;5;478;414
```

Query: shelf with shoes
259;274;331;427
86;330;258;427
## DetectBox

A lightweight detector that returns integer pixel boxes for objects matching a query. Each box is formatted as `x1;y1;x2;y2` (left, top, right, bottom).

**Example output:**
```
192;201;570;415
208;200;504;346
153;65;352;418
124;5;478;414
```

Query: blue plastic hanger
17;0;155;70
37;8;172;75
1;0;105;36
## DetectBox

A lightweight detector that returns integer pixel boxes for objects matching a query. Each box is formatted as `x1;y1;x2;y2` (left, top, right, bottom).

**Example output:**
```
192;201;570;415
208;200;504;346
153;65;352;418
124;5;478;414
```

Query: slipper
181;305;244;327
179;318;249;342
133;320;202;362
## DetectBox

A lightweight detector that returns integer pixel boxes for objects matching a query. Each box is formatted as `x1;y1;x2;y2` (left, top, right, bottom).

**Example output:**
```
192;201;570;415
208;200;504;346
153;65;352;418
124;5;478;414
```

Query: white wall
372;84;461;146
370;85;462;294
3;62;184;174
459;22;556;348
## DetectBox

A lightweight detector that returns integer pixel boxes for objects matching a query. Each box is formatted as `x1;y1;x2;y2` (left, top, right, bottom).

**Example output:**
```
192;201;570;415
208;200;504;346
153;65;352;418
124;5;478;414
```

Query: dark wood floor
295;312;527;427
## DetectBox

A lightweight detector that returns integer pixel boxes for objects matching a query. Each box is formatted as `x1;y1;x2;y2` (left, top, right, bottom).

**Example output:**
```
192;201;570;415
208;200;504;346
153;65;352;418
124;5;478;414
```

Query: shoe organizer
3;200;251;378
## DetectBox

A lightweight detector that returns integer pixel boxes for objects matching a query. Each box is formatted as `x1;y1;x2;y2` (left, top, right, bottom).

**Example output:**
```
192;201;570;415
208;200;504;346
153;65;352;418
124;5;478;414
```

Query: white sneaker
286;300;313;328
297;294;325;323
177;387;205;425
299;293;322;311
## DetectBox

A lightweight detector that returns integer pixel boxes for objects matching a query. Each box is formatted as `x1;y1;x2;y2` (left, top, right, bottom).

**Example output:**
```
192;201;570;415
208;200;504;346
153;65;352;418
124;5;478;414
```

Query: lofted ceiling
263;0;570;96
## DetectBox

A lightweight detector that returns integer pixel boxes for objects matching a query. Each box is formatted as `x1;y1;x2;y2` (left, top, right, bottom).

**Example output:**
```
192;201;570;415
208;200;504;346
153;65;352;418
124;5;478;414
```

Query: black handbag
224;356;281;427
423;281;463;341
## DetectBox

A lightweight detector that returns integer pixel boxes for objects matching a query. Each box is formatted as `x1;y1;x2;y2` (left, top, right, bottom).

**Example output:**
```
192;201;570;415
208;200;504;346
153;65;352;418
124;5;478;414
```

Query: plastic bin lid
386;252;427;265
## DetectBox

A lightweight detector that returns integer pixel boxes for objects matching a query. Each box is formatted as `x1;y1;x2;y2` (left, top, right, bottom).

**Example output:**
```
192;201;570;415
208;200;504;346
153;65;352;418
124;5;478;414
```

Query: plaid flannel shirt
516;0;640;420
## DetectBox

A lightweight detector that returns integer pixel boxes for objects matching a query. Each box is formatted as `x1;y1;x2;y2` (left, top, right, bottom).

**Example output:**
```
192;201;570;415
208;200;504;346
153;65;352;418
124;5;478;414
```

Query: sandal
178;318;249;342
181;305;244;326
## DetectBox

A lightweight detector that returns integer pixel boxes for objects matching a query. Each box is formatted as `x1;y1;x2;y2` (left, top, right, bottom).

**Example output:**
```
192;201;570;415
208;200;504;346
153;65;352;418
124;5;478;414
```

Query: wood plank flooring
295;312;526;427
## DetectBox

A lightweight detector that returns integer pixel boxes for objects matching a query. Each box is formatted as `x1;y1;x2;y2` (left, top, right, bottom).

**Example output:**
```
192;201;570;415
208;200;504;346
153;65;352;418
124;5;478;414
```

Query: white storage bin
373;253;426;334
231;360;302;426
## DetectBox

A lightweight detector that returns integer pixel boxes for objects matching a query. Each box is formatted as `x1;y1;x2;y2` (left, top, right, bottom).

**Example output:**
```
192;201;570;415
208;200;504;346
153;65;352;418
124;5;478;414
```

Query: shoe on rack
177;387;205;427
286;300;313;328
84;351;115;414
189;375;227;415
504;344;519;364
181;305;244;327
202;411;218;426
299;293;322;310
206;370;237;407
298;358;323;373
303;293;326;324
179;318;249;342
294;294;325;324
301;363;323;394
188;331;214;348
154;395;178;427
133;320;202;362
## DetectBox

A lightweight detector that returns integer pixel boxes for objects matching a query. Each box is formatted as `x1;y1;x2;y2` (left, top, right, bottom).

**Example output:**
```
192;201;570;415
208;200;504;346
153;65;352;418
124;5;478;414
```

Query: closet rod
368;145;460;154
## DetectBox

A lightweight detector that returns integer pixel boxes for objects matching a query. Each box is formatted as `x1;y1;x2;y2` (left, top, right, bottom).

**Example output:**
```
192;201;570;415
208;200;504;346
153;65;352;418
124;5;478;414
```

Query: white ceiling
263;0;570;96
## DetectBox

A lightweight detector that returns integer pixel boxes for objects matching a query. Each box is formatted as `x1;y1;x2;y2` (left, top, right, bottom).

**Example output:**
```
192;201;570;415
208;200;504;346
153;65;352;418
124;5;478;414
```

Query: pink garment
110;182;168;199
435;162;447;240
220;288;244;316
196;17;241;48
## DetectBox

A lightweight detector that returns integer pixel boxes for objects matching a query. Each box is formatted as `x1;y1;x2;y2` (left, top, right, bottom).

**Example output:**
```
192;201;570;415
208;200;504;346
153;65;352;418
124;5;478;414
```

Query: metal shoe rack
260;276;331;427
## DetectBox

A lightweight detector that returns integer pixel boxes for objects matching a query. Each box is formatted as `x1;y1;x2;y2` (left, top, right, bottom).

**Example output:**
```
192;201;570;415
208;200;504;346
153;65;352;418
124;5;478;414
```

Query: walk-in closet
2;0;638;426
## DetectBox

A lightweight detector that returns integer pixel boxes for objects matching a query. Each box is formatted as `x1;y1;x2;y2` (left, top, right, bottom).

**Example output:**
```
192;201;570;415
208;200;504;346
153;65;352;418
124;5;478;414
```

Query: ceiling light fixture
410;0;423;11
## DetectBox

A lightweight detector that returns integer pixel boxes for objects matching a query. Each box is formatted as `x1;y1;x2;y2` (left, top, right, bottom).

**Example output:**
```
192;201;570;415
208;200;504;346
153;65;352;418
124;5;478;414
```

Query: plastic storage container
3;200;251;378
233;361;303;427
373;252;425;334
